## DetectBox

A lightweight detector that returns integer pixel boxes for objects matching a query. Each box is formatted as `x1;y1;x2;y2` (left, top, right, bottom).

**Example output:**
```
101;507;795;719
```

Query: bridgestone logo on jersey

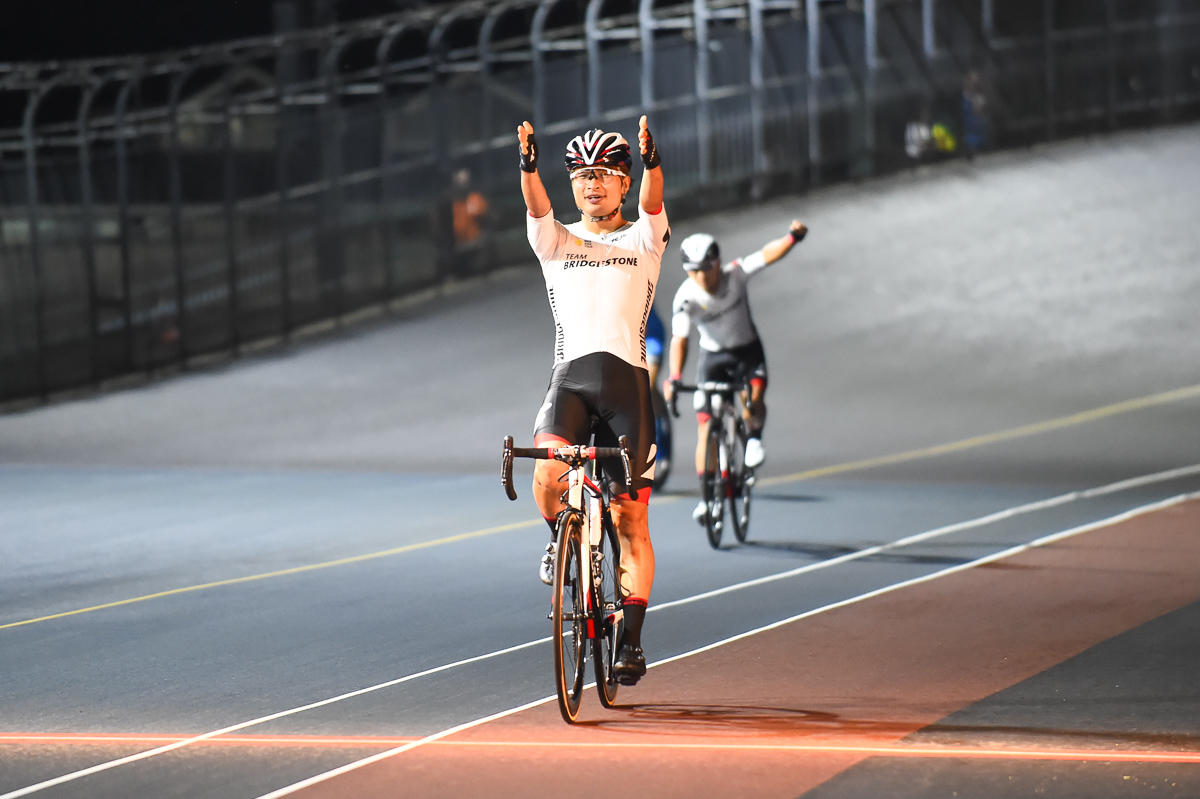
562;256;640;269
639;279;654;364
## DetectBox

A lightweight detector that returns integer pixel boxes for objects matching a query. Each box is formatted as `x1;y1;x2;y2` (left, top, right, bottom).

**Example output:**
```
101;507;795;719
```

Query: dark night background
4;0;1093;63
1;0;433;63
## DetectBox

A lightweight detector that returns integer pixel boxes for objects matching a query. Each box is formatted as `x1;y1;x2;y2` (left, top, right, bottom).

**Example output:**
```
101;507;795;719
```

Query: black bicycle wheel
729;421;752;543
651;391;672;491
702;422;724;549
592;511;622;708
552;511;587;723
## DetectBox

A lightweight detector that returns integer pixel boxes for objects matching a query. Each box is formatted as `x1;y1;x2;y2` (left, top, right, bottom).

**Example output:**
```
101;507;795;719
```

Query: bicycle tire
729;421;752;543
703;422;724;549
652;395;673;491
552;511;587;723
592;511;622;708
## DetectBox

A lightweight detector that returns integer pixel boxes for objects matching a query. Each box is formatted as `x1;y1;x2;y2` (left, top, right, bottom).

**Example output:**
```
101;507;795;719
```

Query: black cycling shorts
533;352;656;497
697;338;768;387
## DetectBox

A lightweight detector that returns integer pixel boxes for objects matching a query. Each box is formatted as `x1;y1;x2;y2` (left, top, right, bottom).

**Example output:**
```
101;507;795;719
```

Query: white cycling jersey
670;251;767;352
527;205;671;368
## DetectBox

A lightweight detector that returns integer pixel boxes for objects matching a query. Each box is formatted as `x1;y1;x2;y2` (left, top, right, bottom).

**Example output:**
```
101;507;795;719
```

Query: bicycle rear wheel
552;511;587;723
652;392;673;491
592;511;622;708
702;423;724;549
729;422;752;543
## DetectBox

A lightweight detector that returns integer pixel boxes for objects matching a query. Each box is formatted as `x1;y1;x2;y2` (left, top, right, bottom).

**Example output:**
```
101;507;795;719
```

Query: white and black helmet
564;129;633;175
680;232;720;271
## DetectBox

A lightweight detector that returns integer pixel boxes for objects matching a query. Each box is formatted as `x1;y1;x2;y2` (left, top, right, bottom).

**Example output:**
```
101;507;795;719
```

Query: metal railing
2;0;1198;404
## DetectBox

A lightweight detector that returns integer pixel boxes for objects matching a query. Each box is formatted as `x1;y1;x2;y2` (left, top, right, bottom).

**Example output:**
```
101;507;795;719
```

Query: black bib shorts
696;337;768;387
533;352;657;497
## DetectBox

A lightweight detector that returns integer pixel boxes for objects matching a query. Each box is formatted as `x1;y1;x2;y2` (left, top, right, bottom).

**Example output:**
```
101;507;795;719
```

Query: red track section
292;499;1200;798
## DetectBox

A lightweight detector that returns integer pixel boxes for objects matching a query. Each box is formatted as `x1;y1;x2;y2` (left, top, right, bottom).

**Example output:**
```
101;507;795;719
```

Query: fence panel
2;0;1198;404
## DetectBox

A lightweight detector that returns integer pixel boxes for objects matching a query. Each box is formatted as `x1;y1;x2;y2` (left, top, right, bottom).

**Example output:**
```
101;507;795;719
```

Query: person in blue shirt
643;304;672;489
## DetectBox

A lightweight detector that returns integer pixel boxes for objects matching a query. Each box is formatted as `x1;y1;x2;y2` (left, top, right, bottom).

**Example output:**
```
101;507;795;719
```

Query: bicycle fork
564;470;601;641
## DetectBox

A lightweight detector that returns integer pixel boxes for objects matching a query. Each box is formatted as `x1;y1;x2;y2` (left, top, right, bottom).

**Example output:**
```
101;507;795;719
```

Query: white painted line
1080;462;1200;497
249;489;1200;798
252;694;559;799
653;462;1200;613
647;492;1198;672
0;638;550;799
4;464;1198;799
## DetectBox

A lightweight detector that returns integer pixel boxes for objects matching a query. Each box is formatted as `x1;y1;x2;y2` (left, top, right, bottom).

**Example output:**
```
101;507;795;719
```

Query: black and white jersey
527;205;671;369
670;251;767;352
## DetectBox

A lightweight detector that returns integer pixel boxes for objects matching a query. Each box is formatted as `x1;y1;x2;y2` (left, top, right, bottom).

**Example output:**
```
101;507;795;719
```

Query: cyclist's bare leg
694;416;713;475
610;495;653;681
609;497;654;600
532;435;571;528
745;380;766;436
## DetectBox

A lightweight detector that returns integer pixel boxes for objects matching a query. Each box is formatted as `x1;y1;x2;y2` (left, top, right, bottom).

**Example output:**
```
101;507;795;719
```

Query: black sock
621;598;647;650
543;515;557;538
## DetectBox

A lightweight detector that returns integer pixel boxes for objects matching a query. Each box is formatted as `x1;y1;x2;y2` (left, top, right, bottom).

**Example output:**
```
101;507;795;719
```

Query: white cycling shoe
538;541;556;585
744;438;765;468
692;500;707;523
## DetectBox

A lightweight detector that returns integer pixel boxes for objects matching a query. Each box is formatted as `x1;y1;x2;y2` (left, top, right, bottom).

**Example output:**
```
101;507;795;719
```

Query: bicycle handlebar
501;435;634;501
668;380;748;418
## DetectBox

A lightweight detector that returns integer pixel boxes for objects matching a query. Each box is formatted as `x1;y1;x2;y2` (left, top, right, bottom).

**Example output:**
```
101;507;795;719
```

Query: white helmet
564;129;633;175
679;232;720;271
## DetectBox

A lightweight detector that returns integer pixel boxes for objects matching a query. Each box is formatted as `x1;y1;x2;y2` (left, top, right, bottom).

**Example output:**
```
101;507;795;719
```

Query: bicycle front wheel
729;423;752;543
592;511;622;708
702;422;724;549
552;511;587;723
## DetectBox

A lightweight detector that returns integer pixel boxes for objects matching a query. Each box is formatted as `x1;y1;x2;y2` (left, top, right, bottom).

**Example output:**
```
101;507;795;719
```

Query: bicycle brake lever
502;436;517;501
618;435;635;500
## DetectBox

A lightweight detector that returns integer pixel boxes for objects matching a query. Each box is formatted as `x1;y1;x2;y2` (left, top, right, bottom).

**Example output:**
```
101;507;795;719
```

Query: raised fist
638;115;660;170
517;120;538;173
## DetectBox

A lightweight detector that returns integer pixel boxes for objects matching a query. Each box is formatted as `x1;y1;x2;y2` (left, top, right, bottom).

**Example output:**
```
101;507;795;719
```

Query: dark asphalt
805;599;1200;799
1;123;1199;797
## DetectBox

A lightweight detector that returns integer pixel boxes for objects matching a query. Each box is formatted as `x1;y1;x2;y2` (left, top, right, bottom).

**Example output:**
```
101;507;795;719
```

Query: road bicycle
501;434;633;723
671;380;755;548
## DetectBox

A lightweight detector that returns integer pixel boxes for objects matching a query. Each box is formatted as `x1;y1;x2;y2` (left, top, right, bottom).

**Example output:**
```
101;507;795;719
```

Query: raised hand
789;219;807;243
518;120;539;173
638;115;660;170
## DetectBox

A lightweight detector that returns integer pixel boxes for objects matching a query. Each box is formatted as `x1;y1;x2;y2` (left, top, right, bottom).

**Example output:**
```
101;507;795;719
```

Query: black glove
640;127;660;170
789;223;807;244
666;377;682;418
520;132;539;173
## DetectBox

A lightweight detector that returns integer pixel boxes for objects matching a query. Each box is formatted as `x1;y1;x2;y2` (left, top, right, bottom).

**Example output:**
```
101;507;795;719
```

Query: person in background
962;70;990;160
450;167;490;276
663;221;807;524
644;304;673;489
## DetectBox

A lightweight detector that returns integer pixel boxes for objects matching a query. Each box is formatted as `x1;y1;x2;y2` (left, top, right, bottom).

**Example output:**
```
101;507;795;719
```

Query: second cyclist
663;220;807;523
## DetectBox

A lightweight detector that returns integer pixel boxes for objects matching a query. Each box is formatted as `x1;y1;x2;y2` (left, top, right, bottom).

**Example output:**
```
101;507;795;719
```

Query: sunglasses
570;167;625;184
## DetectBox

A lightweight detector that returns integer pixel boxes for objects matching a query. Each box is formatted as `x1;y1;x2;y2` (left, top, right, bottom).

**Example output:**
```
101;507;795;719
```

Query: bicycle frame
565;465;620;640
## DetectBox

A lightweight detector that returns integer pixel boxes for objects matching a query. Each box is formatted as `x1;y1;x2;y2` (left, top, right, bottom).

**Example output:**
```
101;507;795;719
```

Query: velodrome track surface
2;123;1199;798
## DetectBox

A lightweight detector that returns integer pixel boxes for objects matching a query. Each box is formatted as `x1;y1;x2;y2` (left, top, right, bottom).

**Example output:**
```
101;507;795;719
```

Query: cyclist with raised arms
663;221;807;523
518;115;667;685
